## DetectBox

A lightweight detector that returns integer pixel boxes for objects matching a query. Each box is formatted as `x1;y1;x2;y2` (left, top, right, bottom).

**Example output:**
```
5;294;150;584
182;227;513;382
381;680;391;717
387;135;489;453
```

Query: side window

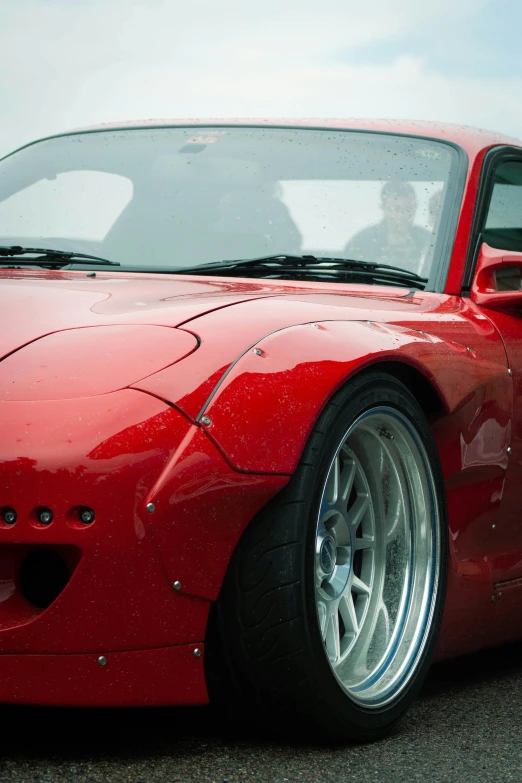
483;160;522;252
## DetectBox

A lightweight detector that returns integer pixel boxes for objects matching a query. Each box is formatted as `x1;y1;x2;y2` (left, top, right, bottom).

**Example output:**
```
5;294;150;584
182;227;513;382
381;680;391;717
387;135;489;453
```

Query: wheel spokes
347;493;370;530
354;535;375;551
325;454;341;505
339;593;358;638
339;456;356;504
351;574;371;596
321;598;341;664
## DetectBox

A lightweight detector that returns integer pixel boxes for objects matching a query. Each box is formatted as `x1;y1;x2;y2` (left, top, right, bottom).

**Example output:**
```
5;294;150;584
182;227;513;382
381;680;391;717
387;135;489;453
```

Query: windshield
0;127;460;281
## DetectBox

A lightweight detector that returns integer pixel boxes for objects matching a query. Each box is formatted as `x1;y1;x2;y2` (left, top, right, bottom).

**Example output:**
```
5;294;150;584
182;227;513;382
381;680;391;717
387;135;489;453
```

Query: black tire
207;370;448;742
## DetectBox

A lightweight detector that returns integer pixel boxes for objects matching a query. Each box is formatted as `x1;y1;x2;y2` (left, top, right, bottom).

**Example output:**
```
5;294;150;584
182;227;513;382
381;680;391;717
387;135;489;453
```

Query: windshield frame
0;124;468;292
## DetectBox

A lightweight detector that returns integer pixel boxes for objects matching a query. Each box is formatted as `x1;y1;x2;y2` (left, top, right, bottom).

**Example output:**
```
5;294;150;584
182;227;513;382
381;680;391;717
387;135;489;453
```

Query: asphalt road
0;642;520;783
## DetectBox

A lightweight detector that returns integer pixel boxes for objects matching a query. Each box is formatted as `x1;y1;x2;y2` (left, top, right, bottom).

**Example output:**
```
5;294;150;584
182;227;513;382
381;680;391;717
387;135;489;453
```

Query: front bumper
0;390;209;655
0;643;207;706
0;389;287;705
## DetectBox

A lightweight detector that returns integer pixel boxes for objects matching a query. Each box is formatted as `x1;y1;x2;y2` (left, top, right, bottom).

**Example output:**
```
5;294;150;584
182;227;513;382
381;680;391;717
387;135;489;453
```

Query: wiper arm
176;254;426;283
0;246;120;267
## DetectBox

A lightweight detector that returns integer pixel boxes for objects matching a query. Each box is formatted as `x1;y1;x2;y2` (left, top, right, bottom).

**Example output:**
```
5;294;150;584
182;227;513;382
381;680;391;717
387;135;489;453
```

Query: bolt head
491;595;496;602
492;523;497;530
508;369;513;376
97;656;107;667
173;581;181;591
38;509;53;525
507;446;512;455
253;348;262;355
201;416;212;426
146;502;155;514
80;508;95;524
193;648;201;658
3;509;16;525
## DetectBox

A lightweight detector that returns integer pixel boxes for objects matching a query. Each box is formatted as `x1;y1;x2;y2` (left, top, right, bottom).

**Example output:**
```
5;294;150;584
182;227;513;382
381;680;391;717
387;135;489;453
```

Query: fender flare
196;319;511;474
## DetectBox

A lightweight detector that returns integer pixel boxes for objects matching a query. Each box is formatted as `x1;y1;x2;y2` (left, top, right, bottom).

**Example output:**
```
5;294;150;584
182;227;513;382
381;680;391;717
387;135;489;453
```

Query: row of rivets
1;506;95;526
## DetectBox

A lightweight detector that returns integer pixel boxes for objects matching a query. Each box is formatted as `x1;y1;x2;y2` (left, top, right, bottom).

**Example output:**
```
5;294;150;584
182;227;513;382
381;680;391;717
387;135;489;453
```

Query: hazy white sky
1;0;521;157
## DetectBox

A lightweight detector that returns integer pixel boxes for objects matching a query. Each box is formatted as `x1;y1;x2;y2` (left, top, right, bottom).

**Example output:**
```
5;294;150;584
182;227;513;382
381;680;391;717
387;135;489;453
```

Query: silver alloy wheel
315;405;440;707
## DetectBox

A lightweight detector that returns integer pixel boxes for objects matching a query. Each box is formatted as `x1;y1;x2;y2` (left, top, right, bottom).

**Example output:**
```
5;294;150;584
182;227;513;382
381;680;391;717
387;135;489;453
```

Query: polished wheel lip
314;405;440;709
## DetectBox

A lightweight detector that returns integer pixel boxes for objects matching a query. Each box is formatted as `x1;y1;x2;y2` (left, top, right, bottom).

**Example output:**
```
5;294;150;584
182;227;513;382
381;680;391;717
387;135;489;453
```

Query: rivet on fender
201;416;212;426
146;502;155;513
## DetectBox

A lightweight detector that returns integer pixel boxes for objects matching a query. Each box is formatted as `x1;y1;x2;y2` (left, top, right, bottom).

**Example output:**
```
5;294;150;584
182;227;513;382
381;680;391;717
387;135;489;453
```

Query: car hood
0;271;279;361
0;270;413;361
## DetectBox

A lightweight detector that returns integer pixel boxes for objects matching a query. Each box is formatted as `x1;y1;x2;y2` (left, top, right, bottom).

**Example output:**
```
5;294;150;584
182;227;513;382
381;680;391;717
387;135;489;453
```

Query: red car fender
196;319;511;475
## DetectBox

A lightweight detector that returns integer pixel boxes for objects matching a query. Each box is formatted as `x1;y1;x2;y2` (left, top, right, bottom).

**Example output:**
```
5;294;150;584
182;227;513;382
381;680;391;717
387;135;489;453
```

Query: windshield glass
0;127;459;280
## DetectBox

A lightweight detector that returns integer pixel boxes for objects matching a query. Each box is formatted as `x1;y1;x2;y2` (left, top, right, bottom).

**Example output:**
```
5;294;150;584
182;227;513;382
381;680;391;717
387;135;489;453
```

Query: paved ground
0;642;520;783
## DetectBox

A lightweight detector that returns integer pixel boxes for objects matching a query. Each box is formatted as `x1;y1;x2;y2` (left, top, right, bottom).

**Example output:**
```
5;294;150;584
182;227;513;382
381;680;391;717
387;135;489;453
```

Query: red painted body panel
1;119;522;705
195;318;508;473
0;644;207;706
134;289;507;418
0;391;286;656
0;272;284;360
0;325;198;400
469;306;522;584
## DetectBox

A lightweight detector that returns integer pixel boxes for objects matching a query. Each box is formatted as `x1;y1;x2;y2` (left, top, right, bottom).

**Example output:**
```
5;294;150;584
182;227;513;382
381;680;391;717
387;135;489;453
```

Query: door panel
470;158;522;583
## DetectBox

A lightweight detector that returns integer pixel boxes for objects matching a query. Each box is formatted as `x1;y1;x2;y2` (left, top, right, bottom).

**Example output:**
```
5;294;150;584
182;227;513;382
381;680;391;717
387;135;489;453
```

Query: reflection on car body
0;119;521;742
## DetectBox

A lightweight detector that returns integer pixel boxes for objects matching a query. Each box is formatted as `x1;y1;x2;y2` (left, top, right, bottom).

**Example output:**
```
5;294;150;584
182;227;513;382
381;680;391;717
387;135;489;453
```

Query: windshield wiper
175;254;427;287
0;246;120;267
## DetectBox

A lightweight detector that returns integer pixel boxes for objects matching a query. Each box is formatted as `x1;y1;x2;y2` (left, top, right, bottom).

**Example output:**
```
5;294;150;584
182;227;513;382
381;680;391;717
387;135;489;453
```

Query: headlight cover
0;325;198;400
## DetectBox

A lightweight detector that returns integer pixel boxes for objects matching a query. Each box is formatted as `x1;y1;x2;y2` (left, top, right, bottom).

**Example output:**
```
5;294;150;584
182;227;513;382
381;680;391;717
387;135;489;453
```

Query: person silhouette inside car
344;181;431;274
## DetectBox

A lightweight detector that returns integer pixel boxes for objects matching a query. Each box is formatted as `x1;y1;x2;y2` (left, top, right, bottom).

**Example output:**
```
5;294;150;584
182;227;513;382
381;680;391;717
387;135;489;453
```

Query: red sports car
0;119;521;741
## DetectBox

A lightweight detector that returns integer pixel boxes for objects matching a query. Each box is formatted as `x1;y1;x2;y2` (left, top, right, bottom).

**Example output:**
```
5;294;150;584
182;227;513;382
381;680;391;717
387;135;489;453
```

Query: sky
1;0;521;158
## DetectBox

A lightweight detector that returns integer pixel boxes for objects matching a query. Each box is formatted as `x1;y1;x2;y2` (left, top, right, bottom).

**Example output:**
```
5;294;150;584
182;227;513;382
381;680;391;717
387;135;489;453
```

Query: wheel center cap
320;536;336;575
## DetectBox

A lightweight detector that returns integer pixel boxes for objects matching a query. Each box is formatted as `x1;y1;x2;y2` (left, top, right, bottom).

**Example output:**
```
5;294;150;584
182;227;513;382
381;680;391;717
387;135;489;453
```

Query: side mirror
470;242;522;312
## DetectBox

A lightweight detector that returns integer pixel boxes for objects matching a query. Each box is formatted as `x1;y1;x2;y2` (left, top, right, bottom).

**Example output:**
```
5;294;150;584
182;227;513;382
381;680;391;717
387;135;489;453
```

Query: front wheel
209;371;448;742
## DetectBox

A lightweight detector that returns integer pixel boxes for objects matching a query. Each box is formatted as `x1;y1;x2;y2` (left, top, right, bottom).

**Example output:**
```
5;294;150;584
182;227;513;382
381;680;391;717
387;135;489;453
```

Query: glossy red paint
0;325;198;400
0;271;284;360
0;644;208;706
1;119;522;706
469;306;522;586
470;243;522;311
0;390;286;659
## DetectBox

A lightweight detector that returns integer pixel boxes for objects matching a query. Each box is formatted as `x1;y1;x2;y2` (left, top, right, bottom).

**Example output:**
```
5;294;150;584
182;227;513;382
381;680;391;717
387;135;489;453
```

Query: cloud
0;0;520;157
